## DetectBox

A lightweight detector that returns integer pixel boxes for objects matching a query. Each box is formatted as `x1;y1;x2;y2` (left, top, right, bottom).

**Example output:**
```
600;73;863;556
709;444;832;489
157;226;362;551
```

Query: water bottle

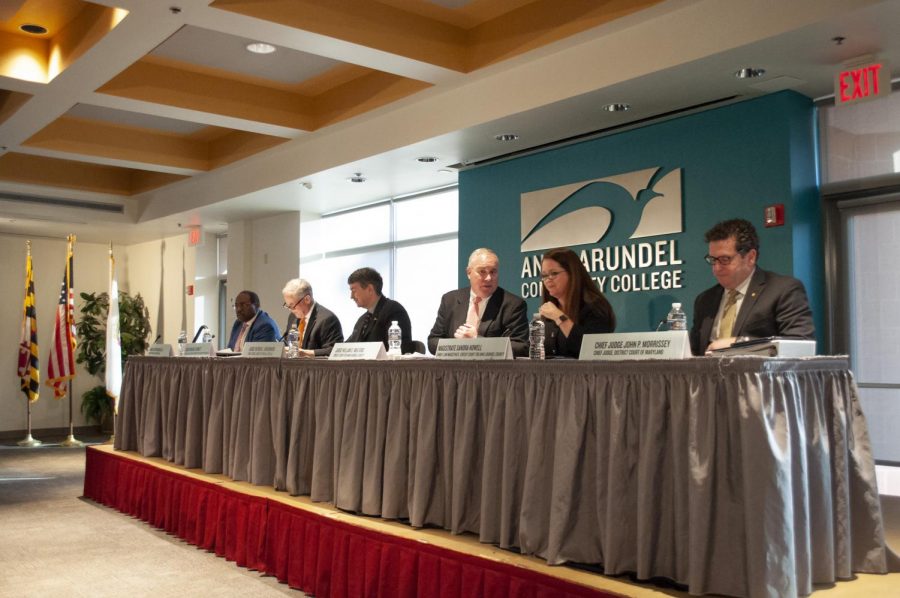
388;321;402;356
286;325;300;359
666;302;687;331
529;313;545;360
177;330;188;356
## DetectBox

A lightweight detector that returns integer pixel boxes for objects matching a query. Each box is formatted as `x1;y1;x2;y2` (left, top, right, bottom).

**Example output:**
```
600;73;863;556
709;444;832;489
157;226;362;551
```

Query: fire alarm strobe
764;204;784;228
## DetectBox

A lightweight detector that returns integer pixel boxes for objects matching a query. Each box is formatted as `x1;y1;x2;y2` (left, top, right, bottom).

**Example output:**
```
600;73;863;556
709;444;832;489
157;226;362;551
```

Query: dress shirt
712;269;753;341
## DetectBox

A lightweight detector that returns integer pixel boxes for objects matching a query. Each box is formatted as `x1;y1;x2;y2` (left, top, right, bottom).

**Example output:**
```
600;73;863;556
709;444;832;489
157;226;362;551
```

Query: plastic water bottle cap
672;303;681;309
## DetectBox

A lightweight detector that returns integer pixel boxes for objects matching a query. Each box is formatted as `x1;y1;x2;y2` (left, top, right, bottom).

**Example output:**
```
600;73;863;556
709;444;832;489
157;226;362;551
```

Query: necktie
719;290;740;339
466;296;482;329
359;313;373;340
297;317;306;348
235;322;250;352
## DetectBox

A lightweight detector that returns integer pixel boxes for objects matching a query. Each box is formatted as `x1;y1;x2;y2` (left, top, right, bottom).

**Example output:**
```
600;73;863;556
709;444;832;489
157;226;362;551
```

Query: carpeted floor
0;435;303;598
2;434;899;598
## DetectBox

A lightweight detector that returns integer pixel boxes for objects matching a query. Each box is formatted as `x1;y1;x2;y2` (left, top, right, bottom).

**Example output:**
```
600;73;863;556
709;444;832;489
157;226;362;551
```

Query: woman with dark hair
539;247;616;358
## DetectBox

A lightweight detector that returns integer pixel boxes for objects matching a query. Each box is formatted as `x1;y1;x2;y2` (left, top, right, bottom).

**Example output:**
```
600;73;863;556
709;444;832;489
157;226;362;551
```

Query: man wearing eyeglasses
690;218;815;355
427;247;529;356
281;278;344;357
227;290;281;352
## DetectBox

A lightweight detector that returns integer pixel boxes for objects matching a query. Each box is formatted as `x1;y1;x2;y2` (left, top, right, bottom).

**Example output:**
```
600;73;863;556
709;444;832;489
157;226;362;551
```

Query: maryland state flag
17;243;40;403
46;235;77;399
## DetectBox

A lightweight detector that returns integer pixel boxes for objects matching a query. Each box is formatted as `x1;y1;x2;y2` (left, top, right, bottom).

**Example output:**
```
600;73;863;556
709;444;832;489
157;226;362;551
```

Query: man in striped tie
689;218;815;355
426;248;529;356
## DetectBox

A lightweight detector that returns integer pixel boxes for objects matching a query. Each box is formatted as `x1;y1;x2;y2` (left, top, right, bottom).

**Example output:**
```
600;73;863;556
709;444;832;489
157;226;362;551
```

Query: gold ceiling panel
211;0;664;72
0;0;126;83
0;152;187;195
97;57;431;132
23;115;288;172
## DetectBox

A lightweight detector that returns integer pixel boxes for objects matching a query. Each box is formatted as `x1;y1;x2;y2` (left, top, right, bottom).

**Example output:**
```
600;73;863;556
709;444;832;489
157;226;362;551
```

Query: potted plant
76;290;151;431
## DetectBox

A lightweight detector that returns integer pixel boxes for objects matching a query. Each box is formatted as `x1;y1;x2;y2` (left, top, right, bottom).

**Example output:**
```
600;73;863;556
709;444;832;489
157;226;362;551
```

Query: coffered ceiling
0;0;898;243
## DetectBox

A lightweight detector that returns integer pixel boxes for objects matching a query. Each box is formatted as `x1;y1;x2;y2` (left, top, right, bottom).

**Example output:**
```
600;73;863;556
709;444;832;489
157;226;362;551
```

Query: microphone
153;334;162;344
192;325;208;343
655;318;667;332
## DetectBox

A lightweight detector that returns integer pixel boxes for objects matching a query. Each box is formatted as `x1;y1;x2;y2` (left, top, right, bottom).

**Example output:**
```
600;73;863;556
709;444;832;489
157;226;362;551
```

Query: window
300;186;458;345
842;199;900;462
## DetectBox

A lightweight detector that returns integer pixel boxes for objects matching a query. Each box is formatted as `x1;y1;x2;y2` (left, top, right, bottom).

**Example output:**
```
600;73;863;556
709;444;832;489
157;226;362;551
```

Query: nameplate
579;331;691;361
329;342;387;361
182;343;215;357
243;342;284;358
147;344;172;357
435;337;513;360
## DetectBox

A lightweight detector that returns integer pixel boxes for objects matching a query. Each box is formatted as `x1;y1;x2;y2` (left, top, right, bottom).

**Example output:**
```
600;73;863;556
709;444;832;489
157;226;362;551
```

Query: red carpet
83;446;622;597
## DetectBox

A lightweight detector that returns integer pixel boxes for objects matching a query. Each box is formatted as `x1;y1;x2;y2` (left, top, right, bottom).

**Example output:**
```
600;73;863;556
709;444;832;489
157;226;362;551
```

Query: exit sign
835;61;890;106
187;226;203;247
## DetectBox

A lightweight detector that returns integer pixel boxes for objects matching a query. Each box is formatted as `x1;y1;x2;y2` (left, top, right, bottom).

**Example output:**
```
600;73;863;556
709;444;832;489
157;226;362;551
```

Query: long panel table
114;356;898;597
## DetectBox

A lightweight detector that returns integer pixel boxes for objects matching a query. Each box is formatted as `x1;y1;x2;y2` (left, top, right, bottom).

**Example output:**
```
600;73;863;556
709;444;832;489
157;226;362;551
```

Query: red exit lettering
836;63;889;105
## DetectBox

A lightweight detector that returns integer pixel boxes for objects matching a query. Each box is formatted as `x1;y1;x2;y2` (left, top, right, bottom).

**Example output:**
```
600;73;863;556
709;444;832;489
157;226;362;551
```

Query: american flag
18;243;40;403
46;235;77;399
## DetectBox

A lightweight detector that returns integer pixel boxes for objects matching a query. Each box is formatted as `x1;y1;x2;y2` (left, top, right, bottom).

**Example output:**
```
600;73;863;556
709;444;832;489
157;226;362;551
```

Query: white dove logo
520;167;683;252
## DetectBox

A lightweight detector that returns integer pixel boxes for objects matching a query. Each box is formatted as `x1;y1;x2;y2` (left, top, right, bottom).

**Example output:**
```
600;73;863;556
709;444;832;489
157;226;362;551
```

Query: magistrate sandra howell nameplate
579;331;691;361
435;337;512;360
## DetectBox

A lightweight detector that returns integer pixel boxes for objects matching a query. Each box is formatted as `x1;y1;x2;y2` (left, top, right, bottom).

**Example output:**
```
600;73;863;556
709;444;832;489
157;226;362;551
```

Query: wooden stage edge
84;444;676;598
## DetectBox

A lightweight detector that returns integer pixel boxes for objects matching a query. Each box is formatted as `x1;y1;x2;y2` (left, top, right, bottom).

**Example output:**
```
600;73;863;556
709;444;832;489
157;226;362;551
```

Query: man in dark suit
227;290;281;351
345;267;414;353
281;278;343;357
427;247;529;356
690;218;815;355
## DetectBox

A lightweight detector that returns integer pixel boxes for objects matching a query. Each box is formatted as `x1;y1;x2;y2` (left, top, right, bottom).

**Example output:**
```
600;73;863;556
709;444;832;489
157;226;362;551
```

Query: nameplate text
147;344;173;357
243;342;284;358
579;331;691;361
182;343;216;357
435;337;513;360
330;342;387;361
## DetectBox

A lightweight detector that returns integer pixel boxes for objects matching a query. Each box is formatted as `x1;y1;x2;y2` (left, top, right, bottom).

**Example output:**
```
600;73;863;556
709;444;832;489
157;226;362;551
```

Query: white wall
1;216;298;434
123;234;195;347
227;212;301;337
0;234;126;433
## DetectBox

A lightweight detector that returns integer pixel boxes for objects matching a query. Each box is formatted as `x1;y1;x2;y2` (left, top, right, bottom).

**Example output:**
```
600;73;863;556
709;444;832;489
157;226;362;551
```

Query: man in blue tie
227;290;280;352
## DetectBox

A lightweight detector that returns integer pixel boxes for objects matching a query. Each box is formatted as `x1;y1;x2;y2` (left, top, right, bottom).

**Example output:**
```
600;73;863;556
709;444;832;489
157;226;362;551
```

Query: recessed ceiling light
735;67;766;79
494;134;519;142
348;172;366;183
246;42;276;54
20;24;48;35
603;103;630;112
437;169;454;174
416;156;439;163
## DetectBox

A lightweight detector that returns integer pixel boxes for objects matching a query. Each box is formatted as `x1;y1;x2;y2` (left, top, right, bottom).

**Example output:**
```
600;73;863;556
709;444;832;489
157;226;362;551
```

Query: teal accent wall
459;91;823;338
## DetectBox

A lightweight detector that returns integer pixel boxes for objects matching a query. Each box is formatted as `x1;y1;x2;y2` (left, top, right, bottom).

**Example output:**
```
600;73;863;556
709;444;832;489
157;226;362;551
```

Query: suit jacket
544;301;615;358
427;287;529;357
227;309;281;350
690;268;815;355
284;302;344;357
346;295;414;354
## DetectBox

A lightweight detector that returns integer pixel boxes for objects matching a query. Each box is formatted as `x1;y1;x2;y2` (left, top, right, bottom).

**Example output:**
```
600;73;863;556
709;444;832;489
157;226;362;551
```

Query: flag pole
17;399;42;446
18;240;42;447
59;378;83;447
60;234;83;448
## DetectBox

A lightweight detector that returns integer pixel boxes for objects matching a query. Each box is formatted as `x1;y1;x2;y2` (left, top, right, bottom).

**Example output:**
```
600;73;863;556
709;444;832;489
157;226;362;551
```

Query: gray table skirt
114;356;898;597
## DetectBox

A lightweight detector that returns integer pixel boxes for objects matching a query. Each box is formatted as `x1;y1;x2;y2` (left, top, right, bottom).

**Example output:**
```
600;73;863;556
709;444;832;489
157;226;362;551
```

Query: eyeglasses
540;270;565;281
704;253;744;266
472;268;498;279
283;295;308;310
